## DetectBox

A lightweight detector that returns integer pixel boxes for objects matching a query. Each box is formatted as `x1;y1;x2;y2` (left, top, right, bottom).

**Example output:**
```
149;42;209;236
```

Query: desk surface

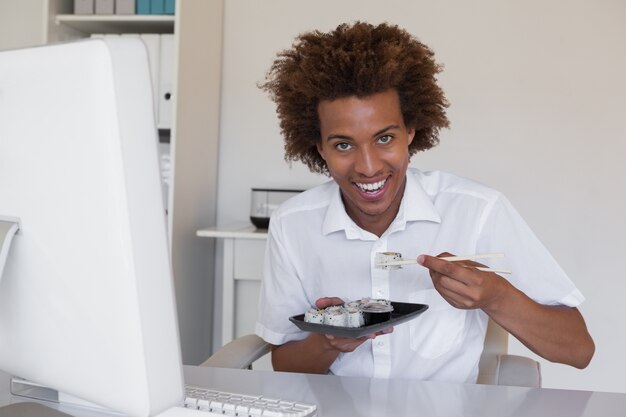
2;366;626;417
184;366;626;417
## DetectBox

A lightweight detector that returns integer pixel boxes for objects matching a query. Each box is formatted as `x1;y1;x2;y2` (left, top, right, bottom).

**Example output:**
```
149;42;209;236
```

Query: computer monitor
0;39;184;417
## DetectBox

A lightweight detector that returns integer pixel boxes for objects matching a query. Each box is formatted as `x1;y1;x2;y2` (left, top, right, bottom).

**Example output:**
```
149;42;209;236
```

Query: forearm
271;333;340;374
484;284;595;368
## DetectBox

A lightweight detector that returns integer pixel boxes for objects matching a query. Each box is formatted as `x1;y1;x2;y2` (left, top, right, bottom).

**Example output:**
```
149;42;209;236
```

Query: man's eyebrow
326;133;352;141
325;125;401;141
373;125;401;137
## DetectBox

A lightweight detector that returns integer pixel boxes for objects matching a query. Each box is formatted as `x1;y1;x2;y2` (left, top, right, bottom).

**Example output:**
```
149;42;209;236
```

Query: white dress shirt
255;168;584;383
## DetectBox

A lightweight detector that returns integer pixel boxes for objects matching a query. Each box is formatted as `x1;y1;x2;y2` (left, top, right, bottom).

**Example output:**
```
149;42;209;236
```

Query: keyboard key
262;407;287;417
263;397;281;404
197;399;210;411
208;400;223;413
248;406;263;416
184;397;198;409
222;403;236;414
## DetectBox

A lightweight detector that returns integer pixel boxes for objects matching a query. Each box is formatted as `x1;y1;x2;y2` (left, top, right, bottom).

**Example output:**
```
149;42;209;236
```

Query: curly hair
260;21;450;175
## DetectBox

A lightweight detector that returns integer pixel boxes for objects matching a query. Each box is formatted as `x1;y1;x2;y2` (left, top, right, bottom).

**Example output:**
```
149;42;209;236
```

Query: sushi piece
300;297;394;329
323;307;348;327
344;300;362;310
304;308;324;324
345;306;365;328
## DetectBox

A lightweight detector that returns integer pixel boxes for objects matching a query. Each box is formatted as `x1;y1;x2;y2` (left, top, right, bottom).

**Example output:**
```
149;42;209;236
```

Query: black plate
289;301;429;339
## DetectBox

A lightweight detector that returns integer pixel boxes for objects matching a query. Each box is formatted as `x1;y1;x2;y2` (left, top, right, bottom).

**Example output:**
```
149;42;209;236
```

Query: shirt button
376;340;384;347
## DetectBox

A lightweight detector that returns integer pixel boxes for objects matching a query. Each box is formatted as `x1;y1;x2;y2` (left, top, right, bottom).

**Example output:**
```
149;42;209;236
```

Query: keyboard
182;385;317;417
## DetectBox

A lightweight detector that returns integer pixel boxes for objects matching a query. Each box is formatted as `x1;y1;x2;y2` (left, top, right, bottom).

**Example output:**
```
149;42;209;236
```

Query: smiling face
317;89;415;236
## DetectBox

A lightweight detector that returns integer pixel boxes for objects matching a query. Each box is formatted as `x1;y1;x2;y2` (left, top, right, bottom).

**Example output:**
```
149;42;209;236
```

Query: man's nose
354;145;383;176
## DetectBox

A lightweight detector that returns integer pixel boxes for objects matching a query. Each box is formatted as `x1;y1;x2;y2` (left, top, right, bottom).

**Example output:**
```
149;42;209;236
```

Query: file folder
164;0;175;14
136;0;150;14
95;0;114;14
157;34;175;128
150;0;165;14
115;0;136;14
74;0;94;14
139;34;161;119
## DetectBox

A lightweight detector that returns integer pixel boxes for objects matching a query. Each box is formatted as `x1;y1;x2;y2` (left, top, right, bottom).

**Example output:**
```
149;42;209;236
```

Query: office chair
201;319;541;388
476;318;542;387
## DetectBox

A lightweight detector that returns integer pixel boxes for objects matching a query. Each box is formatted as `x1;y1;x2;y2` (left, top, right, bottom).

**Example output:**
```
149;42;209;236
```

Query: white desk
185;366;626;417
3;366;626;417
197;223;268;345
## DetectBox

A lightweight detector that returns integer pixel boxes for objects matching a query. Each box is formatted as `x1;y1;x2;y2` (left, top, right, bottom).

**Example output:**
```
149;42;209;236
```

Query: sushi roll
380;251;402;261
323;307;348;327
304;308;324;324
344;300;362;310
376;251;403;270
345;306;365;328
300;298;393;329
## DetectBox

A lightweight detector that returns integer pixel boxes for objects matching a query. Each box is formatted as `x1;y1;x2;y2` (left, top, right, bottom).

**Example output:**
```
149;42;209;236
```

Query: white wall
217;0;626;393
0;1;46;50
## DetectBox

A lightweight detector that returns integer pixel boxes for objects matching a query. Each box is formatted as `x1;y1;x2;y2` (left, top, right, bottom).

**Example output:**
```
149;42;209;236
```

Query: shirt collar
322;169;441;238
322;184;356;237
402;168;441;224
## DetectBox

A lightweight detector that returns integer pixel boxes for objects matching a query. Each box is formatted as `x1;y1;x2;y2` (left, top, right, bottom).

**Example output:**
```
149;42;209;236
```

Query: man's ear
316;141;326;160
407;127;416;145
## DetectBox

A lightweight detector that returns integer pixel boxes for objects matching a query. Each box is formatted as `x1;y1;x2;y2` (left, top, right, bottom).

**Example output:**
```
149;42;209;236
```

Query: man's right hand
270;296;393;373
315;297;394;353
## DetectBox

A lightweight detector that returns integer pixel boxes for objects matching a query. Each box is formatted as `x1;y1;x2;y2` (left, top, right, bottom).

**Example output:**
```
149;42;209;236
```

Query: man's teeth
356;179;386;192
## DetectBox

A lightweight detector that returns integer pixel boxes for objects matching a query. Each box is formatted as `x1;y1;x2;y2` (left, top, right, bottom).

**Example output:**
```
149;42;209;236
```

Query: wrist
310;332;339;353
483;276;515;315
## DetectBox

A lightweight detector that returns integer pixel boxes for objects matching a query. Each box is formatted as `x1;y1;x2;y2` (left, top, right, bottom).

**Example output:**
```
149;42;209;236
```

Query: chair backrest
477;318;509;384
206;319;510;378
203;318;541;387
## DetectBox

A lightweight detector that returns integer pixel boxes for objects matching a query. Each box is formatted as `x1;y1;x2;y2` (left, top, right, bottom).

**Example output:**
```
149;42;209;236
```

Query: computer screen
0;39;184;417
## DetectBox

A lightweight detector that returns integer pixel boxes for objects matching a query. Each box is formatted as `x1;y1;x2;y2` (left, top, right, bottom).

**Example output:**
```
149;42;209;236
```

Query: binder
157;34;175;128
95;0;114;14
150;0;165;14
115;0;136;14
164;0;175;15
139;34;161;119
74;0;94;14
136;0;150;14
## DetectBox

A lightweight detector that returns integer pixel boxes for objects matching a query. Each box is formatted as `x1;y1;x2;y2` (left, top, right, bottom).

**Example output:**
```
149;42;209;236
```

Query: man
255;21;594;382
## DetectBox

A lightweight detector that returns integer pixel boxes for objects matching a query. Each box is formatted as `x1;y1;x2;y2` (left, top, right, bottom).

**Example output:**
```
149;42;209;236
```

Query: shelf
55;14;175;34
197;223;269;240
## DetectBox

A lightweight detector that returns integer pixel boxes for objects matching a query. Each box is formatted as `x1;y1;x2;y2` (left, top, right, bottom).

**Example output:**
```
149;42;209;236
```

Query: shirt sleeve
255;213;311;345
476;193;585;307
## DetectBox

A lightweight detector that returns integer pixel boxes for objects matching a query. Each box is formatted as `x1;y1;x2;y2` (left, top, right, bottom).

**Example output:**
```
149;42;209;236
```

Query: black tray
289;301;428;339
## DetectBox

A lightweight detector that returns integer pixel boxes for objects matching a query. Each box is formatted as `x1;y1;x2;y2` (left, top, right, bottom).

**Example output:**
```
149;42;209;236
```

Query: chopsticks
375;252;511;274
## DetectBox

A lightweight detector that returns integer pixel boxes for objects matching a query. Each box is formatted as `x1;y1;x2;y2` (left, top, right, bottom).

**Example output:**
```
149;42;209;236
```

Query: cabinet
197;224;268;345
197;224;272;371
36;0;223;365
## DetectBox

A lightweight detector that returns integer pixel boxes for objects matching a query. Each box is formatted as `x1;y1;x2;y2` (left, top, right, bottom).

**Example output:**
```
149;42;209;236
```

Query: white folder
158;34;175;128
95;0;114;14
139;34;161;118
